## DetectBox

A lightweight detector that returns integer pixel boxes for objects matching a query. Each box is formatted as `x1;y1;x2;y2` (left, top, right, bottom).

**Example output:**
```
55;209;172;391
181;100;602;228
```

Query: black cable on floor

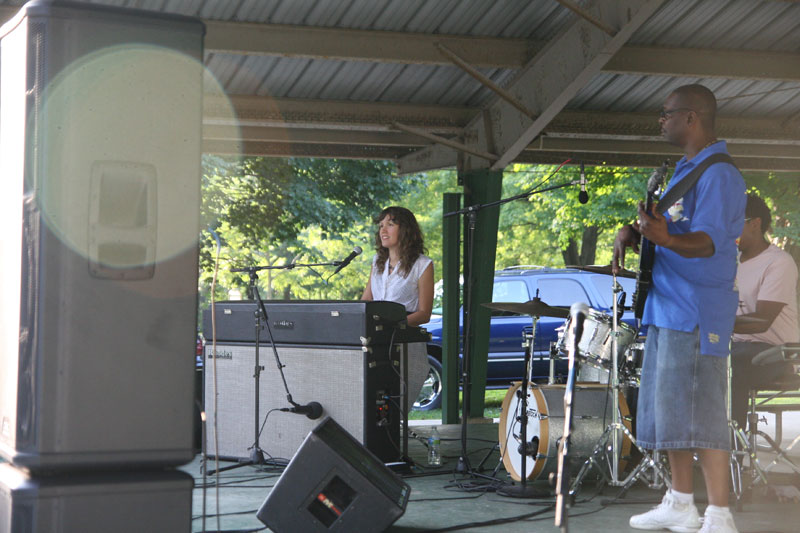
423;504;555;532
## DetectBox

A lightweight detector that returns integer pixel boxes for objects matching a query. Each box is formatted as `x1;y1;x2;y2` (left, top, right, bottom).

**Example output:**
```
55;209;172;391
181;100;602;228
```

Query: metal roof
1;0;799;172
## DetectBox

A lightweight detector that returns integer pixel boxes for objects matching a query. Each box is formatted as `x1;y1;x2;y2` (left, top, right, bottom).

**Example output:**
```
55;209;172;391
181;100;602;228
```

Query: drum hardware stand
497;302;551;498
549;341;559;385
568;276;671;496
207;262;335;475
727;344;798;508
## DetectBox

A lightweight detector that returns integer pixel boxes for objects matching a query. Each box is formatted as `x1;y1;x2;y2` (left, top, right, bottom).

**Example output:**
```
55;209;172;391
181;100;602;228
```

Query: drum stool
734;343;800;506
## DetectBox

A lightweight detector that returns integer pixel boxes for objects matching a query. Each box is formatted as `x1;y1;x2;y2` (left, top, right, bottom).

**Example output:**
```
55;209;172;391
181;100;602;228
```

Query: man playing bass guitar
613;84;746;533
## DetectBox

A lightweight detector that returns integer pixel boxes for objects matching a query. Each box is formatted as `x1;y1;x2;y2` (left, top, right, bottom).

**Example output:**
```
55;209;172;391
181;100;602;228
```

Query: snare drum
557;309;636;371
498;383;632;481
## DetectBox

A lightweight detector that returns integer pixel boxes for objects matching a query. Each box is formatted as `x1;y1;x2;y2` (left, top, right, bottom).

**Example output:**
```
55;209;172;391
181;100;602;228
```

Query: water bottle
427;426;441;466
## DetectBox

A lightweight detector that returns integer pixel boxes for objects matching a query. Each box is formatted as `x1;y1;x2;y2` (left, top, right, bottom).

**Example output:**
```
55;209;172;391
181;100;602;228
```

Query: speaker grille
204;344;397;462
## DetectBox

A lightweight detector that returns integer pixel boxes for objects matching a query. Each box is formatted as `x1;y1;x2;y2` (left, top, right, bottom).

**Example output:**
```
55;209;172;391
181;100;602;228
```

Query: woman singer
361;206;434;411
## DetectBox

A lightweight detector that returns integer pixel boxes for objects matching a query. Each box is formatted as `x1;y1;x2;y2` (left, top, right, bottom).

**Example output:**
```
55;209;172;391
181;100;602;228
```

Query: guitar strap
656;152;737;215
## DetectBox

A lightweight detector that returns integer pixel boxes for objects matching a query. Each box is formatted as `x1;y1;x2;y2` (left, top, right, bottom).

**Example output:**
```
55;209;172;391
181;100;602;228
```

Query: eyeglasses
659;107;695;119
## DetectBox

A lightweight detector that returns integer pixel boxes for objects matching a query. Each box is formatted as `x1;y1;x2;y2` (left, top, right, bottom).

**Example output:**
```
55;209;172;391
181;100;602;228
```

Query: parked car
414;266;641;411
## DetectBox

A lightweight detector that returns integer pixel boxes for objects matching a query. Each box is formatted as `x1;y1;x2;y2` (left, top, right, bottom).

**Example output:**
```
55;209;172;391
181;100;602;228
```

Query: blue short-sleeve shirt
642;141;746;356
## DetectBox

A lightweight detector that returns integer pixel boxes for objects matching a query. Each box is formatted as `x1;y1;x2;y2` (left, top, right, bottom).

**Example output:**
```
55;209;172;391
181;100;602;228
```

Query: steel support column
441;193;461;424
460;168;502;418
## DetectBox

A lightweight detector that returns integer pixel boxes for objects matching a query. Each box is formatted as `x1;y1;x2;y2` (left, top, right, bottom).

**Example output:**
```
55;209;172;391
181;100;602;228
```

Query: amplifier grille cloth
205;344;366;461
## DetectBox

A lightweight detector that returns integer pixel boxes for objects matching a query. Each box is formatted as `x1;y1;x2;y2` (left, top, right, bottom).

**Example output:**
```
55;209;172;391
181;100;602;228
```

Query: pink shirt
733;244;799;345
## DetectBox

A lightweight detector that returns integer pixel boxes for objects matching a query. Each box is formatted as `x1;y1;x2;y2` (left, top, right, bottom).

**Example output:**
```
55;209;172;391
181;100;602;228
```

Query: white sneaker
698;511;739;533
629;491;702;532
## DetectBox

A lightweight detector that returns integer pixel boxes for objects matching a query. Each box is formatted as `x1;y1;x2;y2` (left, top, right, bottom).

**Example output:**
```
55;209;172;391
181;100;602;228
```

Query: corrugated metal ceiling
0;0;798;168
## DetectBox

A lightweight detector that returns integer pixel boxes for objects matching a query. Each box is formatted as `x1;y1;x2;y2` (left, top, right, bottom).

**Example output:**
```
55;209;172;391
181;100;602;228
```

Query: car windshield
590;275;637;309
492;280;529;303
535;278;589;308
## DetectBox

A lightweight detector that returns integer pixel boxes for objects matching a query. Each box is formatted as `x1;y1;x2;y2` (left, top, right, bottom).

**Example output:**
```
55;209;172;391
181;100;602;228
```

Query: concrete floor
184;412;800;533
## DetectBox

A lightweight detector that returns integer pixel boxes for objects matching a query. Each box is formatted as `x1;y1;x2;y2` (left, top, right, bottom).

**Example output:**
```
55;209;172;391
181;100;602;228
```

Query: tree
498;163;653;267
742;172;800;265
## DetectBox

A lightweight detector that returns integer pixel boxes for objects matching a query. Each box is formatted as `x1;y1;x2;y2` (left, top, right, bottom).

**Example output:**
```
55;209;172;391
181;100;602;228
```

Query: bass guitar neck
632;161;669;320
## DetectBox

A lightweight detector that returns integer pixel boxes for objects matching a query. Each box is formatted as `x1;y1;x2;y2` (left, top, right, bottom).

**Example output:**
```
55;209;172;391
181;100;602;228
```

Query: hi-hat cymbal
567;264;637;279
483;299;569;318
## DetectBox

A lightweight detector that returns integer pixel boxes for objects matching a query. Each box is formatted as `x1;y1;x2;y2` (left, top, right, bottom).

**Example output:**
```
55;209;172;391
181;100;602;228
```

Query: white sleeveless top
370;254;433;313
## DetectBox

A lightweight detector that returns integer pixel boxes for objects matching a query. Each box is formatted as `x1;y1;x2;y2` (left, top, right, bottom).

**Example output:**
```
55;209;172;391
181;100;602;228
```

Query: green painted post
441;192;461;424
460;168;502;418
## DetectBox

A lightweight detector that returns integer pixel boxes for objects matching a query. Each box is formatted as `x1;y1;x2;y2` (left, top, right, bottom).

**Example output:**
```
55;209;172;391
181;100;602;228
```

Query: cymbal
483;299;569;318
567;264;637;279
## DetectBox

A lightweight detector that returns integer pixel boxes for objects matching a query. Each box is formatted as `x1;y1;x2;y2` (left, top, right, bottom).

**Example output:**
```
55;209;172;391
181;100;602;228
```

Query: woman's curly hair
373;206;426;277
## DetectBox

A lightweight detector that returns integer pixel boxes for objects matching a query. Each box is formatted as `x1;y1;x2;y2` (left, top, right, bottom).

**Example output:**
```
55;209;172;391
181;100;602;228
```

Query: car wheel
413;355;443;411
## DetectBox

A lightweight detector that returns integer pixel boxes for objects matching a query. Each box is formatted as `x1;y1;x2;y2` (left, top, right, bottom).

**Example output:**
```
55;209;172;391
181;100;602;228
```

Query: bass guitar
632;160;669;321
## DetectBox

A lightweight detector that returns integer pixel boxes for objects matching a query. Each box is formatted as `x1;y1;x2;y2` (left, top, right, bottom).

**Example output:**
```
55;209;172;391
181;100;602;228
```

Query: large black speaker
0;1;204;471
257;417;410;533
204;342;401;463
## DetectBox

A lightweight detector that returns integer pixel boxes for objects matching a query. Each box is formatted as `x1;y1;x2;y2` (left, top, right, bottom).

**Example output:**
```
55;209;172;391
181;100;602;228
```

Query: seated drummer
731;193;799;431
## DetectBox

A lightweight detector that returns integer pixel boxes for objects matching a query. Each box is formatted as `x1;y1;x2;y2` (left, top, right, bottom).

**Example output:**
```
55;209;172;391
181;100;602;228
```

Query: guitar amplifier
202;300;409;346
204;342;401;463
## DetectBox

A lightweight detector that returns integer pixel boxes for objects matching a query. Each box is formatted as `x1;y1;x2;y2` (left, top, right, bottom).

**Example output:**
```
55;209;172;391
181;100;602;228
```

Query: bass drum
498;383;633;481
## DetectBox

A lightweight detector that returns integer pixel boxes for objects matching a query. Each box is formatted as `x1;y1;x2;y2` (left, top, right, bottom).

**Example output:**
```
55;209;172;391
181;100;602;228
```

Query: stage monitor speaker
0;463;193;533
204;343;400;463
257;417;410;533
0;2;204;471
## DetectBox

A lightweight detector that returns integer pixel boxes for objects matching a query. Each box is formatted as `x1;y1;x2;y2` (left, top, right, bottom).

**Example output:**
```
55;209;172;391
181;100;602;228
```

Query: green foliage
742;172;800;252
497;163;652;266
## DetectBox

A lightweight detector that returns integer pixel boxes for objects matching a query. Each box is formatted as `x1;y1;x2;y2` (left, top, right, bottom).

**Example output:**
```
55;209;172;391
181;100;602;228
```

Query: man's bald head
670;84;717;130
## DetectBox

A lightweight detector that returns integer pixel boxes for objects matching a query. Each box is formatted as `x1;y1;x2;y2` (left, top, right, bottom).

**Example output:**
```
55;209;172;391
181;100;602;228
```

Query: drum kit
487;266;670;496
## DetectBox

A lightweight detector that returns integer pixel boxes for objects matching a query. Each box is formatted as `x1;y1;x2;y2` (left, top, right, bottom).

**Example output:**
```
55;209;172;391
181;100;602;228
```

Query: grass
409;388;509;420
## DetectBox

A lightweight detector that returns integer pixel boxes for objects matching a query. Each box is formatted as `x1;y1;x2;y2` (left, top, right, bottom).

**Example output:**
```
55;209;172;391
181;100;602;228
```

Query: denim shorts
636;325;730;451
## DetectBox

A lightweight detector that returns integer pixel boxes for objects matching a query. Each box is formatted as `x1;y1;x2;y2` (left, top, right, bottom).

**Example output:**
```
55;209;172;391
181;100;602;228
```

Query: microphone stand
208;259;341;475
443;175;579;484
554;305;586;532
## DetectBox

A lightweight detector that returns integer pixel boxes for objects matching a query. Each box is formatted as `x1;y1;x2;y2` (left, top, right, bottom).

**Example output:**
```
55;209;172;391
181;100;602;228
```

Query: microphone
281;402;323;420
570;302;590;344
578;162;589;204
518;435;540;457
332;246;363;276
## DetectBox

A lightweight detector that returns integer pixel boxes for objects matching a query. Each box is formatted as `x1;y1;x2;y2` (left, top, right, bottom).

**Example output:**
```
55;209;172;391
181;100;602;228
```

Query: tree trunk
579;226;598;265
561;226;599;266
562;239;579;266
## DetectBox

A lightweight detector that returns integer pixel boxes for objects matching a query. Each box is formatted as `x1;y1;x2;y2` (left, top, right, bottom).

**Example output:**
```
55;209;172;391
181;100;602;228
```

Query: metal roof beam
204;19;800;82
204;19;532;69
204;124;426;146
455;0;667;171
203;139;414;160
209;96;800;142
528;137;800;159
605;46;800;82
205;95;471;133
515;151;800;173
0;7;798;81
